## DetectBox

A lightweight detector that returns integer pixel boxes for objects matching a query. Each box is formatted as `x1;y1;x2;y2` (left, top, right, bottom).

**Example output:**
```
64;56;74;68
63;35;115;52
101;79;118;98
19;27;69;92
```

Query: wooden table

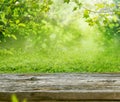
0;73;120;102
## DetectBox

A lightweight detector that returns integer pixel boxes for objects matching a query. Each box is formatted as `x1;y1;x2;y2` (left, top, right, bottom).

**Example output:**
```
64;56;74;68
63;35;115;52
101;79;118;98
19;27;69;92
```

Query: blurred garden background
0;0;120;73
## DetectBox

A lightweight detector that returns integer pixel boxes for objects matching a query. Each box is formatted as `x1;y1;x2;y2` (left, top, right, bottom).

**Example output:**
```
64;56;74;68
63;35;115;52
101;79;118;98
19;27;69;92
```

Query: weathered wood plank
0;73;120;102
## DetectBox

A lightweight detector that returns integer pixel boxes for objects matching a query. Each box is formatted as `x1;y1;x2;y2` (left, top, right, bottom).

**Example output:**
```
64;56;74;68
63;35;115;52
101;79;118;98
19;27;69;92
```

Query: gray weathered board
0;73;120;102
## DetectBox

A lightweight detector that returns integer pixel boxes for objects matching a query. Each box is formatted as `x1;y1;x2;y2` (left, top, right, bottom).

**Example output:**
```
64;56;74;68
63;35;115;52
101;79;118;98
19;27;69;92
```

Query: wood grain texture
0;73;120;102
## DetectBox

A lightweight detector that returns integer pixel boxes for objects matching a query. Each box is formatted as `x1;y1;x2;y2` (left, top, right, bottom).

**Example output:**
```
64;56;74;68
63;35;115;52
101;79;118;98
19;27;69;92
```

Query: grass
0;46;120;73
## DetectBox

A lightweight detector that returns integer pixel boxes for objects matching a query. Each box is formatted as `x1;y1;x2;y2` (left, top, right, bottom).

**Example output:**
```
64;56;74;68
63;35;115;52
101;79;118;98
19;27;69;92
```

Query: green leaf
74;0;82;8
112;16;118;22
73;7;78;11
78;3;82;9
11;34;17;40
95;3;105;9
18;23;26;27
109;24;115;29
16;20;20;24
0;25;3;31
64;0;70;3
1;13;7;25
11;94;19;102
86;18;94;26
83;10;89;18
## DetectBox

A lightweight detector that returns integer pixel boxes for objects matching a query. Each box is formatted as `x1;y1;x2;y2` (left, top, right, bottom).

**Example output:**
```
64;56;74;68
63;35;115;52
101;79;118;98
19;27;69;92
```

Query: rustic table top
0;73;120;101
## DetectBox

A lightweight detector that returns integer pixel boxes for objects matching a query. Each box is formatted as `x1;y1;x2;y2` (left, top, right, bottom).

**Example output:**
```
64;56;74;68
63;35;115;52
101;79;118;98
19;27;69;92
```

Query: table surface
0;73;120;101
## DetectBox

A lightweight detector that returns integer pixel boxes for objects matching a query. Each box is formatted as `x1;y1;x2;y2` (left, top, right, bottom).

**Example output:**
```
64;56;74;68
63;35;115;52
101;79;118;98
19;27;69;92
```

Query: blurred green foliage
0;0;120;47
0;0;52;42
81;0;120;41
11;94;27;102
0;0;120;73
